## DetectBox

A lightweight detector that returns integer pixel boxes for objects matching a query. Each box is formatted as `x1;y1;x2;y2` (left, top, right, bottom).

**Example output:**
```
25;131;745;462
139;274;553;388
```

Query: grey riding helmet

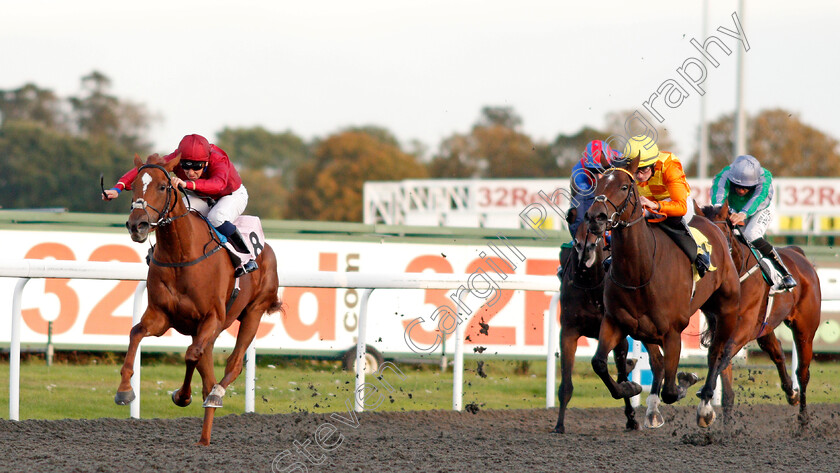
728;155;762;187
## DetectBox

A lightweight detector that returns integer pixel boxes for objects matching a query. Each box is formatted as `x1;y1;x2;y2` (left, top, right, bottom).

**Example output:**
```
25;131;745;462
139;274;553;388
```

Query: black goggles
180;160;206;171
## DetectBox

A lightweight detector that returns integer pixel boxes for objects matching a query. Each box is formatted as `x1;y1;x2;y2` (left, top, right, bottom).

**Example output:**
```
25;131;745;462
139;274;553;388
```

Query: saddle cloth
222;216;266;270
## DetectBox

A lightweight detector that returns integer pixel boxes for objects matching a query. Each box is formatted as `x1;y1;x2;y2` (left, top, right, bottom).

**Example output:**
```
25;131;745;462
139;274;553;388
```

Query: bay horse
114;153;283;446
583;157;742;429
553;222;650;433
701;202;821;424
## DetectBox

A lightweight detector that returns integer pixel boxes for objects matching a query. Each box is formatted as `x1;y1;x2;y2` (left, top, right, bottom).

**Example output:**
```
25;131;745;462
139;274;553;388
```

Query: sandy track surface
1;403;839;472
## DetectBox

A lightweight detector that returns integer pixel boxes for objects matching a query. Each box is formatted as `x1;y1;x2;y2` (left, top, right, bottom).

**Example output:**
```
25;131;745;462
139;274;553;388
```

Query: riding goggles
181;160;206;171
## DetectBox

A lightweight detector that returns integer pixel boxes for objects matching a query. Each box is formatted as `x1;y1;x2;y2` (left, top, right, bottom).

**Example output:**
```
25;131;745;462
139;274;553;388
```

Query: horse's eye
620;185;629;191
158;184;167;192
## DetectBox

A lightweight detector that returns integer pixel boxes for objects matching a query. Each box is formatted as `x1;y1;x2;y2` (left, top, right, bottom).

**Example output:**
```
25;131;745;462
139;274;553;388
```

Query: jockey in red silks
103;134;258;276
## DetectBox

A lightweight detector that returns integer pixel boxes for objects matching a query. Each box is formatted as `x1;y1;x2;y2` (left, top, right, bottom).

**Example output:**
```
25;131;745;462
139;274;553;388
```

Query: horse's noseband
131;199;148;211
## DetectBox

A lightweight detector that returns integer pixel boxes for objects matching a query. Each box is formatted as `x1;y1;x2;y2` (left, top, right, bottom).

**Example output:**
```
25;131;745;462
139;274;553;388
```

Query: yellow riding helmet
623;135;660;167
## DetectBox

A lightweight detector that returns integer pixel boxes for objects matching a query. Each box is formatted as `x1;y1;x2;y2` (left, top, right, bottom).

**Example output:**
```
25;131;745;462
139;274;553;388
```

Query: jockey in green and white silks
711;155;796;290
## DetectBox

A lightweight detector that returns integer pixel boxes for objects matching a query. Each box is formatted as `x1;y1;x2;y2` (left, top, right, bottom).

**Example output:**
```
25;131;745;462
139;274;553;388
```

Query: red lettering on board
281;253;337;341
402;255;455;347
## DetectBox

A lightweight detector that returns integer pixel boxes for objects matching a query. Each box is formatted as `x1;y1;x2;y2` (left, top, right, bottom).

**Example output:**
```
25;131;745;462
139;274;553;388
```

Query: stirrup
235;260;258;278
781;274;797;290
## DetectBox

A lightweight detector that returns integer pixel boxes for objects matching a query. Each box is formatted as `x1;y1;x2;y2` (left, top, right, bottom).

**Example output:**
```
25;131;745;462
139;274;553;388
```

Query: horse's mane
145;153;167;166
700;204;723;220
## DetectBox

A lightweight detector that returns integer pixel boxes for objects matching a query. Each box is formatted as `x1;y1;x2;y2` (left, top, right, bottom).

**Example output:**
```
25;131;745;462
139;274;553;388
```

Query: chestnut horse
114;153;283;446
583;158;742;429
701;203;821;424
553;223;650;433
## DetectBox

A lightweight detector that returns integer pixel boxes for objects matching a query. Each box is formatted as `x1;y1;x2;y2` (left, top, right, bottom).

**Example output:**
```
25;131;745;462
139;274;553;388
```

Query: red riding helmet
178;134;211;162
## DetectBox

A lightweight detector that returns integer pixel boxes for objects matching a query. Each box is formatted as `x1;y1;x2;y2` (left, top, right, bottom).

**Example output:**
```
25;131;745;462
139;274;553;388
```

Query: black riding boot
558;246;573;281
216;222;259;277
751;237;797;290
659;217;710;278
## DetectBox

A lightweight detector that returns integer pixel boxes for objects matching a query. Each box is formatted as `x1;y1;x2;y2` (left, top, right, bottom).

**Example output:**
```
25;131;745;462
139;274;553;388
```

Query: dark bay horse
114;153;283;445
553;223;648;433
702;203;821;424
583;158;742;428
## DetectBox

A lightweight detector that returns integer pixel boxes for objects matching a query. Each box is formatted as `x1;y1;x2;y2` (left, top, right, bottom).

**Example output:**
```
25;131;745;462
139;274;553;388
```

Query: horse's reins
133;164;224;268
590;167;656;290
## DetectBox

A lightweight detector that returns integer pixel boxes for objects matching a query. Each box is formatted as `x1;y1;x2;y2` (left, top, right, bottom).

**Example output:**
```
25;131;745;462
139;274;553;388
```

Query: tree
0;73;156;212
686;108;840;177
0;121;128;212
287;130;428;221
477;105;522;129
215;126;309;219
69;71;155;151
0;83;67;132
602;110;677;157
428;106;541;178
543;126;609;177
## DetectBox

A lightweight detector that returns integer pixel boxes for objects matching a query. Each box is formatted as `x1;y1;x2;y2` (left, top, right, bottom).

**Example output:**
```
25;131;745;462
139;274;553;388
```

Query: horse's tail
700;312;716;348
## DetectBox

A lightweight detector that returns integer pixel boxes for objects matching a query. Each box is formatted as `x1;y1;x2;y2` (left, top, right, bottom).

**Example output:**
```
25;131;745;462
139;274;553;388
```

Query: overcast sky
2;0;838;168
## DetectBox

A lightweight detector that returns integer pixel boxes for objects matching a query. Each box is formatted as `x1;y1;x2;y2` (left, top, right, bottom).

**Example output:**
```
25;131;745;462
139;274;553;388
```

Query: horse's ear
721;200;730;216
693;198;703;216
626;156;640;175
133;153;143;169
165;152;181;172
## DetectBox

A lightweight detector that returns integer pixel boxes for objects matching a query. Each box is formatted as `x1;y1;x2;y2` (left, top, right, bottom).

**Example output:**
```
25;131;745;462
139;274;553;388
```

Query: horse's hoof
195;439;210;447
114;390;135;405
551;425;565;434
626;419;641;431
172;390;192;407
797;411;810;426
697;400;716;428
787;389;801;406
203;394;223;408
617;381;643;399
645;411;665;429
678;372;700;387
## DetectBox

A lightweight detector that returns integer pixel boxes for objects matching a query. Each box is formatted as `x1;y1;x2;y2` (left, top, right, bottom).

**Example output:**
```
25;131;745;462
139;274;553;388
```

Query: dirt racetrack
0;403;838;472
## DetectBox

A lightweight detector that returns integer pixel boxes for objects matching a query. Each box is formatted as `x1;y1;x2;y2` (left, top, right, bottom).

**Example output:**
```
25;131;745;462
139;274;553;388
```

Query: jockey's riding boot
234;259;259;278
694;252;711;278
558;245;573;281
752;237;797;290
230;230;259;277
660;217;705;277
602;256;612;273
227;229;251;255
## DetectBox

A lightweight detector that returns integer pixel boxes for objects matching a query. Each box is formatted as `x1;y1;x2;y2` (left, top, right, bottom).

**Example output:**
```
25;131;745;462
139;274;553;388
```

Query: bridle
131;164;191;227
590;168;646;230
588;167;656;290
131;163;223;268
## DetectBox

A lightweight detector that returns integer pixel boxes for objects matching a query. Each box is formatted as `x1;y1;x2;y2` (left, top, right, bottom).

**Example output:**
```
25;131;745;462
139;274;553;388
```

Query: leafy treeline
1;72;837;221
